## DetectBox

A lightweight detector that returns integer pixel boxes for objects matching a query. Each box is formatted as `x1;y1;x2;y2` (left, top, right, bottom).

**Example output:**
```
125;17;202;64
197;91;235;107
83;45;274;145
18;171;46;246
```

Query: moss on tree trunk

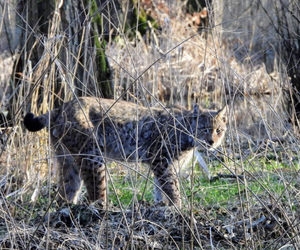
90;0;113;98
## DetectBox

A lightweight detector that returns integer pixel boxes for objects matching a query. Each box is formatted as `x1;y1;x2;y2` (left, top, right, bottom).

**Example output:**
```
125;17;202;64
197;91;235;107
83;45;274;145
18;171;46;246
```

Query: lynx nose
207;140;214;146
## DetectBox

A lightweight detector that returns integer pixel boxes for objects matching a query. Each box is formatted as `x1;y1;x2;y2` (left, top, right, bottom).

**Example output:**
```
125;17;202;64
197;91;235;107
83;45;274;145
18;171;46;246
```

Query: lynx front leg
55;147;82;204
151;162;181;207
78;150;107;207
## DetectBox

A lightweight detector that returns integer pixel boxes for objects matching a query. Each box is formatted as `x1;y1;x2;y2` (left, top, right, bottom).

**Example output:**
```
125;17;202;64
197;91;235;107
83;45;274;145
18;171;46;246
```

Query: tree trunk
14;0;115;116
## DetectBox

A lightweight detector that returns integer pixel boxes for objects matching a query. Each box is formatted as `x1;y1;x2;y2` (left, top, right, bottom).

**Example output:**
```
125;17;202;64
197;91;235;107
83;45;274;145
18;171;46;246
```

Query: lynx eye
216;128;222;135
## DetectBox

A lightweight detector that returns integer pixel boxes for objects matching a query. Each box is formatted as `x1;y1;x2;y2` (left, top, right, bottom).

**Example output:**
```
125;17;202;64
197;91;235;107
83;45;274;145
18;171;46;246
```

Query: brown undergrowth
1;200;299;249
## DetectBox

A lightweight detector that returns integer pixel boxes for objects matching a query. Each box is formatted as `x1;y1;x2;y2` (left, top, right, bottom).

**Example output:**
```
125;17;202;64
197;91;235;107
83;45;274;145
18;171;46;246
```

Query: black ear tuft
193;104;199;117
24;113;44;132
217;106;228;124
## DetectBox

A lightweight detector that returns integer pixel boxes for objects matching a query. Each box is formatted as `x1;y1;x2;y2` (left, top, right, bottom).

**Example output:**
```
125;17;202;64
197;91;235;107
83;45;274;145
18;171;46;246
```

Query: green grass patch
108;173;154;207
106;157;299;208
190;157;298;207
186;173;293;208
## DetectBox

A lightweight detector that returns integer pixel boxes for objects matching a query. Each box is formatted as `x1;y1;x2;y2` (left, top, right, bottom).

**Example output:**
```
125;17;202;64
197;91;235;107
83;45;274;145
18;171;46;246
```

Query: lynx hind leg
152;163;181;207
154;177;163;203
55;147;82;204
78;149;107;207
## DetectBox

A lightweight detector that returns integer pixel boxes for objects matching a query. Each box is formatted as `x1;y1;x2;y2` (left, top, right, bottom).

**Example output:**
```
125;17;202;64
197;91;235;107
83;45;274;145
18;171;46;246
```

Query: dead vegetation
1;0;300;249
1;199;299;249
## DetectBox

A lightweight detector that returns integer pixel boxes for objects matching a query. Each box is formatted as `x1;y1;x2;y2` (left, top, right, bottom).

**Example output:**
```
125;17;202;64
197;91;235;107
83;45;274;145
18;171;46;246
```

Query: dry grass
1;0;300;249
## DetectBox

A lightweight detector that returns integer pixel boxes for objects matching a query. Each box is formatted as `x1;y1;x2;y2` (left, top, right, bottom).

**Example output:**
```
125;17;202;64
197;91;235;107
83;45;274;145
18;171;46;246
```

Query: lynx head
193;105;228;150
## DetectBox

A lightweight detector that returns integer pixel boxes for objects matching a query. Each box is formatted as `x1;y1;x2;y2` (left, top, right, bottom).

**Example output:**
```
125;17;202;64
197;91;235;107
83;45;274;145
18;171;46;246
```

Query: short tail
24;113;48;132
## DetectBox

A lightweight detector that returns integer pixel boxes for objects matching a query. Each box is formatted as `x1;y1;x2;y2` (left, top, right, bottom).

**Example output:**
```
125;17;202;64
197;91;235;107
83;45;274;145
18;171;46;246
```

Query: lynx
24;97;227;207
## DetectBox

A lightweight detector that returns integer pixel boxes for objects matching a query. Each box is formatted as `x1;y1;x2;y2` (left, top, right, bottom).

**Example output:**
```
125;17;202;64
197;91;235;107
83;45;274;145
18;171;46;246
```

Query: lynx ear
193;104;200;117
217;106;228;124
